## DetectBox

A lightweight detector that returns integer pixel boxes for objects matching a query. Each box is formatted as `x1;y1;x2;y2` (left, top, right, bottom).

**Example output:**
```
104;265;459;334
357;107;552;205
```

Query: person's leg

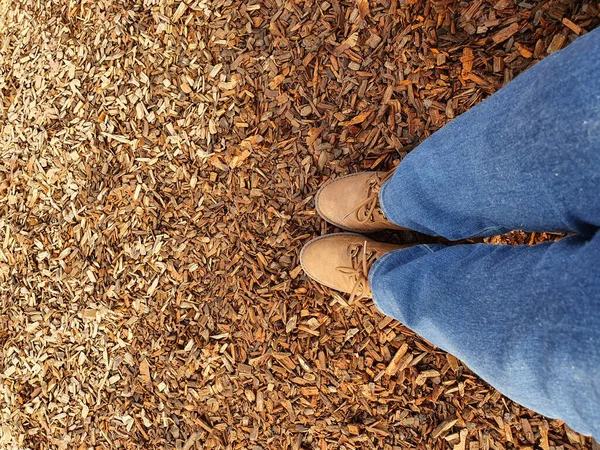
380;27;600;240
369;233;600;439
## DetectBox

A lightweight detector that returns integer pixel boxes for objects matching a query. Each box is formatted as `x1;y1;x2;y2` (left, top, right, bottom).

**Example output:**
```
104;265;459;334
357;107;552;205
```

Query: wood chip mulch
1;0;598;448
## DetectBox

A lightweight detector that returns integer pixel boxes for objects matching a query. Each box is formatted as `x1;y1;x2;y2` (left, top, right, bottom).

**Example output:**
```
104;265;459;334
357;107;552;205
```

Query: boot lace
342;170;395;225
336;240;377;301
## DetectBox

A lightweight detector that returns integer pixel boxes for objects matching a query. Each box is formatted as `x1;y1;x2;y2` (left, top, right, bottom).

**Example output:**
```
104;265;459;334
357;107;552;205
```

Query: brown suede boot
315;170;406;232
300;233;406;300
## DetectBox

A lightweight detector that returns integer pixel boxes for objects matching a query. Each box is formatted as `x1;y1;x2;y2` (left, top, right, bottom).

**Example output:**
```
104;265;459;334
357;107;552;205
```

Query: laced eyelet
336;240;378;302
342;170;395;225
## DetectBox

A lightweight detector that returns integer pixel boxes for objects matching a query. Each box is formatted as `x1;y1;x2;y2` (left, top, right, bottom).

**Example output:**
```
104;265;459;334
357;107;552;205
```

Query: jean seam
368;249;395;289
380;178;504;238
469;225;506;238
378;179;399;225
369;250;396;315
539;176;578;234
369;245;438;310
380;176;509;238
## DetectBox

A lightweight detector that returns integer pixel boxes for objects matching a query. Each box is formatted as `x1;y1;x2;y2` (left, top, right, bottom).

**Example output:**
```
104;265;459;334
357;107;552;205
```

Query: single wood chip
547;34;567;54
453;429;468;450
492;22;520;44
385;343;409;376
356;0;369;20
433;419;459;439
562;18;582;35
333;32;359;55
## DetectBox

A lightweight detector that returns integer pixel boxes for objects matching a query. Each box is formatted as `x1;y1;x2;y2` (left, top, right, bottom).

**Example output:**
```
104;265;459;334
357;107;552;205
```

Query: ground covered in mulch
0;0;598;448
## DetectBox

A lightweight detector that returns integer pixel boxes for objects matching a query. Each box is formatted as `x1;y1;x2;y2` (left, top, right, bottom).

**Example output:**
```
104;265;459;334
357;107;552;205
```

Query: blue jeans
370;28;600;439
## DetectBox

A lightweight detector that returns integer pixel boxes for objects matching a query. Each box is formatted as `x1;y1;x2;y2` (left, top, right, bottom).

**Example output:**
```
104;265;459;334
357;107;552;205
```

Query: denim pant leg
379;27;600;241
369;234;600;439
